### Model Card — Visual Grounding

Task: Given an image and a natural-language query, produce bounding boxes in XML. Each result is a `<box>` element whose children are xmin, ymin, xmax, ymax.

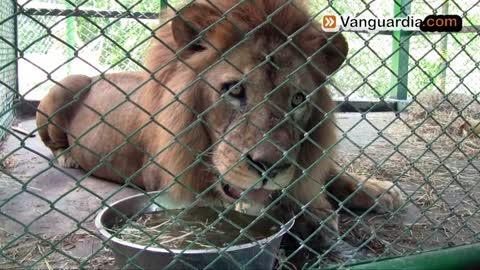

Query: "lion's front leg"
<box><xmin>327</xmin><ymin>171</ymin><xmax>404</xmax><ymax>213</ymax></box>
<box><xmin>289</xmin><ymin>177</ymin><xmax>340</xmax><ymax>248</ymax></box>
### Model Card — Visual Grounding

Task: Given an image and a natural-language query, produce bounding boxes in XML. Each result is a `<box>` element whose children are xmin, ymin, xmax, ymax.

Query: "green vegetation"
<box><xmin>18</xmin><ymin>0</ymin><xmax>480</xmax><ymax>99</ymax></box>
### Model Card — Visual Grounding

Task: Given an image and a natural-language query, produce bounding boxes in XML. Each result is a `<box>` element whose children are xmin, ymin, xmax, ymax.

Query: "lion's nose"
<box><xmin>246</xmin><ymin>154</ymin><xmax>291</xmax><ymax>179</ymax></box>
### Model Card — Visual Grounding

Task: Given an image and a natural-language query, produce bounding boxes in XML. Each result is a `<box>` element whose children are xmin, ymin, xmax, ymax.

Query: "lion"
<box><xmin>36</xmin><ymin>0</ymin><xmax>403</xmax><ymax>254</ymax></box>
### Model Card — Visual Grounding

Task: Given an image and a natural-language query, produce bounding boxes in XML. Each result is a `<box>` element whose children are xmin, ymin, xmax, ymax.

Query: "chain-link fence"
<box><xmin>0</xmin><ymin>0</ymin><xmax>16</xmax><ymax>140</ymax></box>
<box><xmin>1</xmin><ymin>0</ymin><xmax>480</xmax><ymax>269</ymax></box>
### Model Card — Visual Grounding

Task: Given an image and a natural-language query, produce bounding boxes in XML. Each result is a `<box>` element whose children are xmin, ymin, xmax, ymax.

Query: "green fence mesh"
<box><xmin>1</xmin><ymin>0</ymin><xmax>480</xmax><ymax>269</ymax></box>
<box><xmin>0</xmin><ymin>0</ymin><xmax>16</xmax><ymax>140</ymax></box>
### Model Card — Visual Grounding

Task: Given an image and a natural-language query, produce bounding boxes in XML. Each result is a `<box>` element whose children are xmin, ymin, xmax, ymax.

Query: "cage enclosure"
<box><xmin>1</xmin><ymin>0</ymin><xmax>480</xmax><ymax>269</ymax></box>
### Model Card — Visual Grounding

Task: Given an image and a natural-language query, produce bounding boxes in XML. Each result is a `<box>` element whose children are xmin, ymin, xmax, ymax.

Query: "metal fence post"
<box><xmin>160</xmin><ymin>0</ymin><xmax>168</xmax><ymax>10</ymax></box>
<box><xmin>390</xmin><ymin>0</ymin><xmax>411</xmax><ymax>102</ymax></box>
<box><xmin>438</xmin><ymin>1</ymin><xmax>449</xmax><ymax>94</ymax></box>
<box><xmin>13</xmin><ymin>0</ymin><xmax>18</xmax><ymax>99</ymax></box>
<box><xmin>65</xmin><ymin>2</ymin><xmax>75</xmax><ymax>74</ymax></box>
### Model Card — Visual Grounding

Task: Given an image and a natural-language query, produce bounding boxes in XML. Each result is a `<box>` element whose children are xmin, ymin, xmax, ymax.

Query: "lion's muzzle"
<box><xmin>246</xmin><ymin>154</ymin><xmax>292</xmax><ymax>179</ymax></box>
<box><xmin>221</xmin><ymin>182</ymin><xmax>273</xmax><ymax>203</ymax></box>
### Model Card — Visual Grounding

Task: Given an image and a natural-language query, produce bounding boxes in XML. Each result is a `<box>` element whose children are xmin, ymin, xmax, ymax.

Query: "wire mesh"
<box><xmin>0</xmin><ymin>0</ymin><xmax>16</xmax><ymax>140</ymax></box>
<box><xmin>1</xmin><ymin>0</ymin><xmax>480</xmax><ymax>269</ymax></box>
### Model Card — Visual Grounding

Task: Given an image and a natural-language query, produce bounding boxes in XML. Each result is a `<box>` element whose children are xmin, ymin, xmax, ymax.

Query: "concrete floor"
<box><xmin>0</xmin><ymin>112</ymin><xmax>424</xmax><ymax>268</ymax></box>
<box><xmin>1</xmin><ymin>117</ymin><xmax>139</xmax><ymax>266</ymax></box>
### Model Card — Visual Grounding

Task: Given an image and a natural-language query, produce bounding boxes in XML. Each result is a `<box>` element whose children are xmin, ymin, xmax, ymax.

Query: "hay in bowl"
<box><xmin>107</xmin><ymin>207</ymin><xmax>280</xmax><ymax>250</ymax></box>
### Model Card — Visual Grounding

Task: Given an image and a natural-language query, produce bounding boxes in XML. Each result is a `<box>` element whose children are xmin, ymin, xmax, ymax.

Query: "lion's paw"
<box><xmin>368</xmin><ymin>180</ymin><xmax>404</xmax><ymax>213</ymax></box>
<box><xmin>55</xmin><ymin>150</ymin><xmax>80</xmax><ymax>169</ymax></box>
<box><xmin>290</xmin><ymin>207</ymin><xmax>339</xmax><ymax>249</ymax></box>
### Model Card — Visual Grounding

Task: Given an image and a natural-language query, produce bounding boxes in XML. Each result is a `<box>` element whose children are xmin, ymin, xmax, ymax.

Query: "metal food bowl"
<box><xmin>95</xmin><ymin>192</ymin><xmax>294</xmax><ymax>270</ymax></box>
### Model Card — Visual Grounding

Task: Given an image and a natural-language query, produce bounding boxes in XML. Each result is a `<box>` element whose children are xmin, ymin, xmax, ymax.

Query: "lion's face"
<box><xmin>149</xmin><ymin>0</ymin><xmax>348</xmax><ymax>204</ymax></box>
<box><xmin>200</xmin><ymin>40</ymin><xmax>318</xmax><ymax>203</ymax></box>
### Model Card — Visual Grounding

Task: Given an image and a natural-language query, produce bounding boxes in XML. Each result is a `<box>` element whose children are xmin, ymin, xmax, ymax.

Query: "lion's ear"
<box><xmin>296</xmin><ymin>25</ymin><xmax>348</xmax><ymax>77</ymax></box>
<box><xmin>171</xmin><ymin>3</ymin><xmax>222</xmax><ymax>52</ymax></box>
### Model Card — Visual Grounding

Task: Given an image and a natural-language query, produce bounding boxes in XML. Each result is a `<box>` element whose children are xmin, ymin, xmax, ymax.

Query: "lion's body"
<box><xmin>36</xmin><ymin>0</ymin><xmax>403</xmax><ymax>255</ymax></box>
<box><xmin>37</xmin><ymin>71</ymin><xmax>207</xmax><ymax>193</ymax></box>
<box><xmin>38</xmin><ymin>73</ymin><xmax>148</xmax><ymax>185</ymax></box>
<box><xmin>68</xmin><ymin>74</ymin><xmax>146</xmax><ymax>184</ymax></box>
<box><xmin>38</xmin><ymin>66</ymin><xmax>215</xmax><ymax>201</ymax></box>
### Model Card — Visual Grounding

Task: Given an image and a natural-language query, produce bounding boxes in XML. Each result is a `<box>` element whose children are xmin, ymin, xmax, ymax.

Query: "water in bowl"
<box><xmin>109</xmin><ymin>207</ymin><xmax>280</xmax><ymax>250</ymax></box>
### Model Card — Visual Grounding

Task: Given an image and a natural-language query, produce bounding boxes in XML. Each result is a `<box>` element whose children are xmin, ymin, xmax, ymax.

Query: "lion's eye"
<box><xmin>221</xmin><ymin>81</ymin><xmax>245</xmax><ymax>99</ymax></box>
<box><xmin>291</xmin><ymin>92</ymin><xmax>306</xmax><ymax>107</ymax></box>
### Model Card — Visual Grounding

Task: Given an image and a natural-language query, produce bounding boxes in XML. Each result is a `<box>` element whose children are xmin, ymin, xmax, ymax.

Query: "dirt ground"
<box><xmin>1</xmin><ymin>111</ymin><xmax>479</xmax><ymax>269</ymax></box>
<box><xmin>330</xmin><ymin>111</ymin><xmax>480</xmax><ymax>267</ymax></box>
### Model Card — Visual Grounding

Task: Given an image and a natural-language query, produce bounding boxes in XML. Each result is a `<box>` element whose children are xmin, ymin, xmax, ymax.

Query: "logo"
<box><xmin>420</xmin><ymin>15</ymin><xmax>462</xmax><ymax>32</ymax></box>
<box><xmin>322</xmin><ymin>15</ymin><xmax>337</xmax><ymax>30</ymax></box>
<box><xmin>321</xmin><ymin>14</ymin><xmax>462</xmax><ymax>33</ymax></box>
